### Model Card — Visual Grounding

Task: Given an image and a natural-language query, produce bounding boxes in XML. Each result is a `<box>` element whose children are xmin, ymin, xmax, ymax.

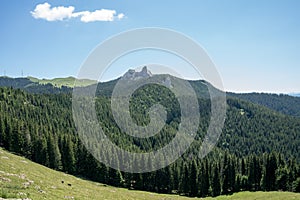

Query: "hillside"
<box><xmin>28</xmin><ymin>76</ymin><xmax>96</xmax><ymax>88</ymax></box>
<box><xmin>229</xmin><ymin>92</ymin><xmax>300</xmax><ymax>118</ymax></box>
<box><xmin>0</xmin><ymin>85</ymin><xmax>299</xmax><ymax>197</ymax></box>
<box><xmin>0</xmin><ymin>76</ymin><xmax>71</xmax><ymax>94</ymax></box>
<box><xmin>0</xmin><ymin>148</ymin><xmax>194</xmax><ymax>200</ymax></box>
<box><xmin>1</xmin><ymin>148</ymin><xmax>299</xmax><ymax>200</ymax></box>
<box><xmin>0</xmin><ymin>76</ymin><xmax>95</xmax><ymax>94</ymax></box>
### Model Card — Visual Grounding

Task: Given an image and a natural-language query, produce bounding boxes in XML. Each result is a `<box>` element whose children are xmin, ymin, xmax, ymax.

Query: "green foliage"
<box><xmin>0</xmin><ymin>79</ymin><xmax>300</xmax><ymax>199</ymax></box>
<box><xmin>212</xmin><ymin>165</ymin><xmax>221</xmax><ymax>197</ymax></box>
<box><xmin>292</xmin><ymin>178</ymin><xmax>300</xmax><ymax>192</ymax></box>
<box><xmin>222</xmin><ymin>98</ymin><xmax>300</xmax><ymax>160</ymax></box>
<box><xmin>229</xmin><ymin>92</ymin><xmax>300</xmax><ymax>118</ymax></box>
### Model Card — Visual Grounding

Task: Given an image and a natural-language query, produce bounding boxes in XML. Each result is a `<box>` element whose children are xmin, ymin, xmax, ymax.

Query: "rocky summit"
<box><xmin>122</xmin><ymin>66</ymin><xmax>152</xmax><ymax>80</ymax></box>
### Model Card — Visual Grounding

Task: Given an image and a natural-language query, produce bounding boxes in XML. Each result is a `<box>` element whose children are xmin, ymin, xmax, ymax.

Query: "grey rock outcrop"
<box><xmin>122</xmin><ymin>66</ymin><xmax>152</xmax><ymax>80</ymax></box>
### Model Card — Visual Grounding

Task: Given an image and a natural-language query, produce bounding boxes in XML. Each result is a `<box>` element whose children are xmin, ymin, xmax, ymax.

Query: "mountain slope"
<box><xmin>28</xmin><ymin>76</ymin><xmax>96</xmax><ymax>88</ymax></box>
<box><xmin>228</xmin><ymin>92</ymin><xmax>300</xmax><ymax>118</ymax></box>
<box><xmin>0</xmin><ymin>148</ymin><xmax>193</xmax><ymax>200</ymax></box>
<box><xmin>1</xmin><ymin>148</ymin><xmax>299</xmax><ymax>200</ymax></box>
<box><xmin>0</xmin><ymin>76</ymin><xmax>96</xmax><ymax>94</ymax></box>
<box><xmin>0</xmin><ymin>76</ymin><xmax>71</xmax><ymax>94</ymax></box>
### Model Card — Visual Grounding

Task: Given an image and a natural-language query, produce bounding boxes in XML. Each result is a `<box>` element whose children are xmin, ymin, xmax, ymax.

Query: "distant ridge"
<box><xmin>289</xmin><ymin>93</ymin><xmax>300</xmax><ymax>97</ymax></box>
<box><xmin>28</xmin><ymin>76</ymin><xmax>96</xmax><ymax>88</ymax></box>
<box><xmin>1</xmin><ymin>67</ymin><xmax>300</xmax><ymax>118</ymax></box>
<box><xmin>228</xmin><ymin>92</ymin><xmax>300</xmax><ymax>118</ymax></box>
<box><xmin>0</xmin><ymin>76</ymin><xmax>72</xmax><ymax>94</ymax></box>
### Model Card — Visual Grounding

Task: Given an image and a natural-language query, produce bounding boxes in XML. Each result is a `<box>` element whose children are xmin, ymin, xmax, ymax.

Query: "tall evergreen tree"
<box><xmin>212</xmin><ymin>165</ymin><xmax>221</xmax><ymax>197</ymax></box>
<box><xmin>189</xmin><ymin>161</ymin><xmax>198</xmax><ymax>197</ymax></box>
<box><xmin>263</xmin><ymin>153</ymin><xmax>278</xmax><ymax>191</ymax></box>
<box><xmin>61</xmin><ymin>135</ymin><xmax>75</xmax><ymax>174</ymax></box>
<box><xmin>179</xmin><ymin>164</ymin><xmax>190</xmax><ymax>195</ymax></box>
<box><xmin>47</xmin><ymin>134</ymin><xmax>61</xmax><ymax>170</ymax></box>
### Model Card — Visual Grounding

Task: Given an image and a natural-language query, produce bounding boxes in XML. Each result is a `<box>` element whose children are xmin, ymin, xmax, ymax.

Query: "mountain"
<box><xmin>1</xmin><ymin>70</ymin><xmax>300</xmax><ymax>119</ymax></box>
<box><xmin>122</xmin><ymin>66</ymin><xmax>152</xmax><ymax>80</ymax></box>
<box><xmin>0</xmin><ymin>67</ymin><xmax>300</xmax><ymax>198</ymax></box>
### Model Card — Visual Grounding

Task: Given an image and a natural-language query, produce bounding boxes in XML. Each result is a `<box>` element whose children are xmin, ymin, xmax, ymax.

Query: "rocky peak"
<box><xmin>122</xmin><ymin>66</ymin><xmax>152</xmax><ymax>80</ymax></box>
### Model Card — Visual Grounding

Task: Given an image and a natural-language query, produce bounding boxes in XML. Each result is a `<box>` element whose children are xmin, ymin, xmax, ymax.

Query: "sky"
<box><xmin>0</xmin><ymin>0</ymin><xmax>299</xmax><ymax>93</ymax></box>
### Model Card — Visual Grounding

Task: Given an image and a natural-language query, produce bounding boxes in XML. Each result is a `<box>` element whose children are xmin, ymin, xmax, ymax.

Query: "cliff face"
<box><xmin>122</xmin><ymin>66</ymin><xmax>152</xmax><ymax>80</ymax></box>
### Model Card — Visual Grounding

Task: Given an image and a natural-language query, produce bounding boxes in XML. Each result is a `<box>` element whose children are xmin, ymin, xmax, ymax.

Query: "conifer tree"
<box><xmin>212</xmin><ymin>165</ymin><xmax>221</xmax><ymax>197</ymax></box>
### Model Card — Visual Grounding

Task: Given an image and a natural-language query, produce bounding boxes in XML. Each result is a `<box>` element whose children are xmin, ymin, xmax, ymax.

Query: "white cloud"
<box><xmin>117</xmin><ymin>13</ymin><xmax>125</xmax><ymax>20</ymax></box>
<box><xmin>31</xmin><ymin>3</ymin><xmax>125</xmax><ymax>22</ymax></box>
<box><xmin>76</xmin><ymin>9</ymin><xmax>116</xmax><ymax>22</ymax></box>
<box><xmin>31</xmin><ymin>3</ymin><xmax>75</xmax><ymax>21</ymax></box>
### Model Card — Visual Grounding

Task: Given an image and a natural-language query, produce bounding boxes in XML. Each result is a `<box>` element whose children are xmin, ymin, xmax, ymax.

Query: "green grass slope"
<box><xmin>1</xmin><ymin>148</ymin><xmax>299</xmax><ymax>200</ymax></box>
<box><xmin>28</xmin><ymin>76</ymin><xmax>96</xmax><ymax>88</ymax></box>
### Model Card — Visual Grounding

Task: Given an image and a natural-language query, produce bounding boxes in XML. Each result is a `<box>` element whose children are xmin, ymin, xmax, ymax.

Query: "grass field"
<box><xmin>0</xmin><ymin>148</ymin><xmax>299</xmax><ymax>200</ymax></box>
<box><xmin>28</xmin><ymin>76</ymin><xmax>96</xmax><ymax>88</ymax></box>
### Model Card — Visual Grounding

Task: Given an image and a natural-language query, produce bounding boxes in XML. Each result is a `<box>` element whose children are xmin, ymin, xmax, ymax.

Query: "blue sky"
<box><xmin>0</xmin><ymin>0</ymin><xmax>299</xmax><ymax>93</ymax></box>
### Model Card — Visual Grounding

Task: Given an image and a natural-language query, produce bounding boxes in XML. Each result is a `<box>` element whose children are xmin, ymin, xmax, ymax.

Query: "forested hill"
<box><xmin>0</xmin><ymin>84</ymin><xmax>300</xmax><ymax>197</ymax></box>
<box><xmin>228</xmin><ymin>92</ymin><xmax>300</xmax><ymax>118</ymax></box>
<box><xmin>0</xmin><ymin>76</ymin><xmax>71</xmax><ymax>94</ymax></box>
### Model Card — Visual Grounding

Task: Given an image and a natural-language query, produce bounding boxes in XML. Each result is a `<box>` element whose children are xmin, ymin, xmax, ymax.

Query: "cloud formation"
<box><xmin>31</xmin><ymin>3</ymin><xmax>125</xmax><ymax>22</ymax></box>
<box><xmin>73</xmin><ymin>9</ymin><xmax>117</xmax><ymax>22</ymax></box>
